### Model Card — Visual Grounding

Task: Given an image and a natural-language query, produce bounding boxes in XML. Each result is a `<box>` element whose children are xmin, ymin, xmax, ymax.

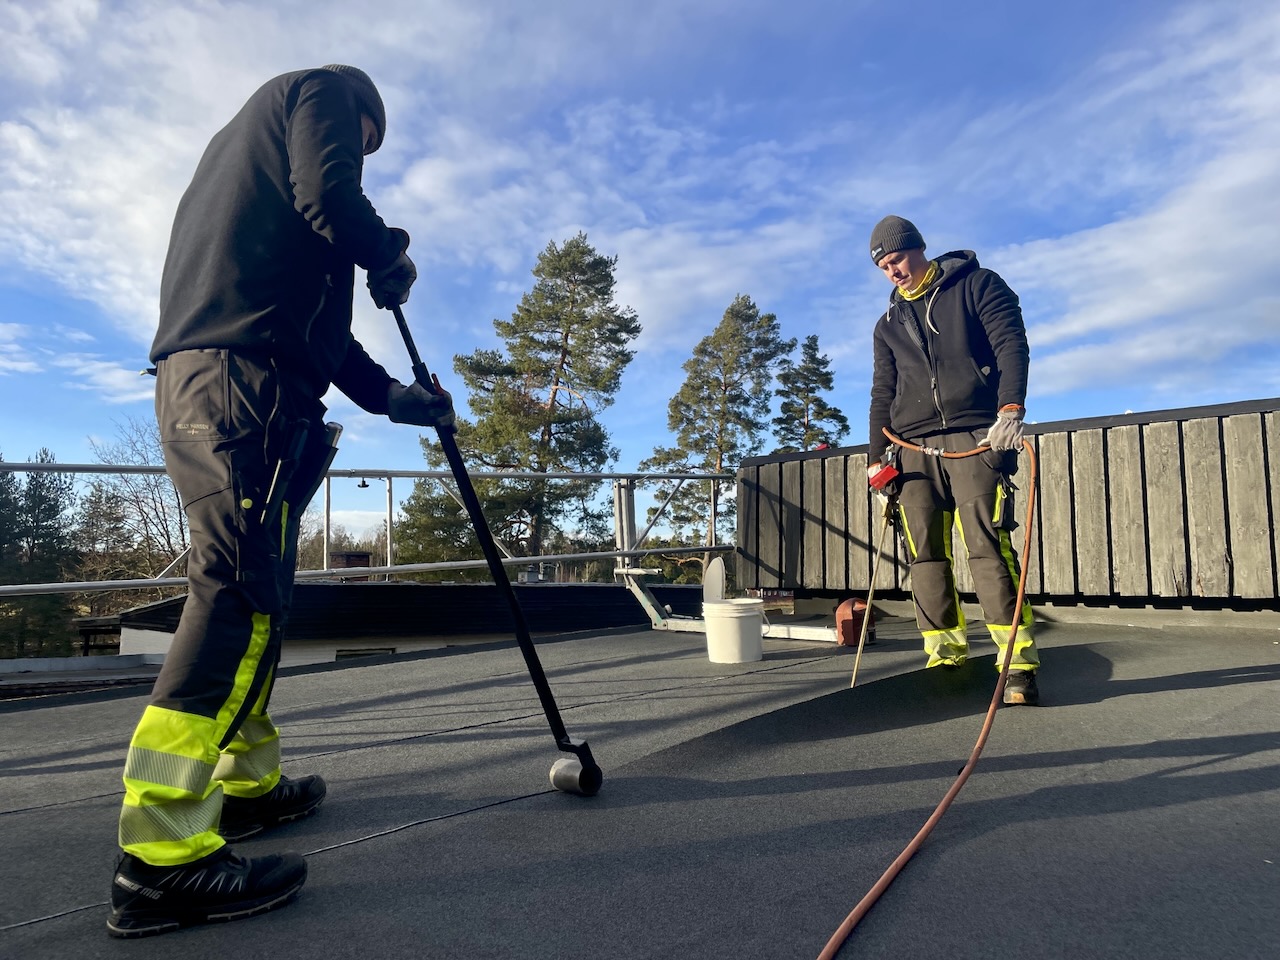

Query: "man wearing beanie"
<box><xmin>108</xmin><ymin>66</ymin><xmax>455</xmax><ymax>938</ymax></box>
<box><xmin>866</xmin><ymin>216</ymin><xmax>1039</xmax><ymax>705</ymax></box>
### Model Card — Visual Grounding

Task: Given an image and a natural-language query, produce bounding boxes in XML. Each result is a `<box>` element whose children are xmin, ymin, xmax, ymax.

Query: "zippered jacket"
<box><xmin>150</xmin><ymin>68</ymin><xmax>406</xmax><ymax>413</ymax></box>
<box><xmin>868</xmin><ymin>250</ymin><xmax>1029</xmax><ymax>460</ymax></box>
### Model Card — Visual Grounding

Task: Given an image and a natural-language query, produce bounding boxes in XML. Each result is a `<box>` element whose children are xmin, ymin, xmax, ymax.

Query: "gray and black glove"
<box><xmin>386</xmin><ymin>379</ymin><xmax>456</xmax><ymax>431</ymax></box>
<box><xmin>368</xmin><ymin>228</ymin><xmax>417</xmax><ymax>309</ymax></box>
<box><xmin>983</xmin><ymin>404</ymin><xmax>1025</xmax><ymax>452</ymax></box>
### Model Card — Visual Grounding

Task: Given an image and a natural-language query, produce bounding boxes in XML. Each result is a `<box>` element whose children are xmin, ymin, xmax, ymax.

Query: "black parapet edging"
<box><xmin>741</xmin><ymin>396</ymin><xmax>1280</xmax><ymax>467</ymax></box>
<box><xmin>111</xmin><ymin>581</ymin><xmax>704</xmax><ymax>638</ymax></box>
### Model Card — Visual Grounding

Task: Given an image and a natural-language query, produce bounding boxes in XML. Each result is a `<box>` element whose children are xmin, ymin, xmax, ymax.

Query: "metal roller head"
<box><xmin>549</xmin><ymin>757</ymin><xmax>603</xmax><ymax>797</ymax></box>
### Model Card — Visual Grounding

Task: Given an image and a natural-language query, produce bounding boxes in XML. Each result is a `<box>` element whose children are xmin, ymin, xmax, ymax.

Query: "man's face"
<box><xmin>360</xmin><ymin>114</ymin><xmax>378</xmax><ymax>155</ymax></box>
<box><xmin>877</xmin><ymin>248</ymin><xmax>930</xmax><ymax>290</ymax></box>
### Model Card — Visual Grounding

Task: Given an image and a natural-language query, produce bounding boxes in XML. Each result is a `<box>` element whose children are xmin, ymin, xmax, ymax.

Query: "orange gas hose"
<box><xmin>817</xmin><ymin>429</ymin><xmax>1038</xmax><ymax>960</ymax></box>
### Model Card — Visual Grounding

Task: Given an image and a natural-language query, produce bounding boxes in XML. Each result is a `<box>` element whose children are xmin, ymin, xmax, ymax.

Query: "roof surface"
<box><xmin>2</xmin><ymin>618</ymin><xmax>1277</xmax><ymax>959</ymax></box>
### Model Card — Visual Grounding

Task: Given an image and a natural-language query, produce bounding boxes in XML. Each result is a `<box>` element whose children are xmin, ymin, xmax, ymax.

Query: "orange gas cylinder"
<box><xmin>835</xmin><ymin>597</ymin><xmax>874</xmax><ymax>646</ymax></box>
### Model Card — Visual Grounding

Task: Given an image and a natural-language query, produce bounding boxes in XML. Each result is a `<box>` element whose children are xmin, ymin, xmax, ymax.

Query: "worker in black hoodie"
<box><xmin>109</xmin><ymin>66</ymin><xmax>453</xmax><ymax>938</ymax></box>
<box><xmin>866</xmin><ymin>216</ymin><xmax>1039</xmax><ymax>706</ymax></box>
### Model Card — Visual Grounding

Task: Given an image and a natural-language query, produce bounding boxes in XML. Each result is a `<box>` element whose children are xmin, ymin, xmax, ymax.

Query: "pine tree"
<box><xmin>0</xmin><ymin>450</ymin><xmax>79</xmax><ymax>657</ymax></box>
<box><xmin>772</xmin><ymin>334</ymin><xmax>849</xmax><ymax>452</ymax></box>
<box><xmin>403</xmin><ymin>233</ymin><xmax>641</xmax><ymax>562</ymax></box>
<box><xmin>641</xmin><ymin>294</ymin><xmax>794</xmax><ymax>572</ymax></box>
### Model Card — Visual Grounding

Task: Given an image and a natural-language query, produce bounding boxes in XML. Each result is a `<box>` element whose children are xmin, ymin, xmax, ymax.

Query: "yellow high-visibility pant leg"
<box><xmin>896</xmin><ymin>494</ymin><xmax>968</xmax><ymax>668</ymax></box>
<box><xmin>922</xmin><ymin>627</ymin><xmax>970</xmax><ymax>668</ymax></box>
<box><xmin>214</xmin><ymin>674</ymin><xmax>282</xmax><ymax>800</ymax></box>
<box><xmin>119</xmin><ymin>607</ymin><xmax>276</xmax><ymax>866</ymax></box>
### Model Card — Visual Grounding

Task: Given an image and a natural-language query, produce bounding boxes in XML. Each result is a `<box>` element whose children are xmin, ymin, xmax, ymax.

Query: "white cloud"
<box><xmin>50</xmin><ymin>354</ymin><xmax>156</xmax><ymax>403</ymax></box>
<box><xmin>0</xmin><ymin>322</ymin><xmax>42</xmax><ymax>374</ymax></box>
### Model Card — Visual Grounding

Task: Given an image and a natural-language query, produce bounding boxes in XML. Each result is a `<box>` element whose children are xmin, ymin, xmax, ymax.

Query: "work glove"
<box><xmin>983</xmin><ymin>404</ymin><xmax>1025</xmax><ymax>452</ymax></box>
<box><xmin>386</xmin><ymin>378</ymin><xmax>456</xmax><ymax>431</ymax></box>
<box><xmin>367</xmin><ymin>228</ymin><xmax>417</xmax><ymax>309</ymax></box>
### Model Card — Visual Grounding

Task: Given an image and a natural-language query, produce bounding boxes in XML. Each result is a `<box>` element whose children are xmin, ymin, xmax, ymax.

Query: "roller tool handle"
<box><xmin>388</xmin><ymin>304</ymin><xmax>596</xmax><ymax>772</ymax></box>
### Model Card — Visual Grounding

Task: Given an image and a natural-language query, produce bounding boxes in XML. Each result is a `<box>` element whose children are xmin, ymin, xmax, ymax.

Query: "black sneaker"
<box><xmin>1002</xmin><ymin>669</ymin><xmax>1040</xmax><ymax>706</ymax></box>
<box><xmin>107</xmin><ymin>847</ymin><xmax>306</xmax><ymax>938</ymax></box>
<box><xmin>219</xmin><ymin>774</ymin><xmax>327</xmax><ymax>841</ymax></box>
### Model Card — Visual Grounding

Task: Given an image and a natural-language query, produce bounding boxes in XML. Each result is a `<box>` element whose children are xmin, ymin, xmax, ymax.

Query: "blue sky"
<box><xmin>2</xmin><ymin>0</ymin><xmax>1278</xmax><ymax>537</ymax></box>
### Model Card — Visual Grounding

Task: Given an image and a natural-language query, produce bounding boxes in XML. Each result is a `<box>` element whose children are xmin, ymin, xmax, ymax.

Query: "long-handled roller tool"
<box><xmin>390</xmin><ymin>304</ymin><xmax>602</xmax><ymax>797</ymax></box>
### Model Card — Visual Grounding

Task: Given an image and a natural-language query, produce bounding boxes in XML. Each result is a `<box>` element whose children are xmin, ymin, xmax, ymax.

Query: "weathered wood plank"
<box><xmin>1037</xmin><ymin>432</ymin><xmax>1075</xmax><ymax>594</ymax></box>
<box><xmin>823</xmin><ymin>456</ymin><xmax>848</xmax><ymax>593</ymax></box>
<box><xmin>1071</xmin><ymin>429</ymin><xmax>1109</xmax><ymax>596</ymax></box>
<box><xmin>781</xmin><ymin>460</ymin><xmax>803</xmax><ymax>588</ymax></box>
<box><xmin>1106</xmin><ymin>425</ymin><xmax>1148</xmax><ymax>596</ymax></box>
<box><xmin>1222</xmin><ymin>414</ymin><xmax>1273</xmax><ymax>598</ymax></box>
<box><xmin>1143</xmin><ymin>421</ymin><xmax>1188</xmax><ymax>597</ymax></box>
<box><xmin>802</xmin><ymin>458</ymin><xmax>825</xmax><ymax>589</ymax></box>
<box><xmin>847</xmin><ymin>452</ymin><xmax>872</xmax><ymax>591</ymax></box>
<box><xmin>735</xmin><ymin>468</ymin><xmax>758</xmax><ymax>589</ymax></box>
<box><xmin>1183</xmin><ymin>418</ymin><xmax>1229</xmax><ymax>596</ymax></box>
<box><xmin>1269</xmin><ymin>413</ymin><xmax>1280</xmax><ymax>600</ymax></box>
<box><xmin>1019</xmin><ymin>438</ymin><xmax>1042</xmax><ymax>595</ymax></box>
<box><xmin>756</xmin><ymin>462</ymin><xmax>782</xmax><ymax>589</ymax></box>
<box><xmin>872</xmin><ymin>491</ymin><xmax>899</xmax><ymax>592</ymax></box>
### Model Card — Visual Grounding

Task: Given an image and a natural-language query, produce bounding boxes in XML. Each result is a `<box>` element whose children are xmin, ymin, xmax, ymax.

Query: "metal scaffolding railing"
<box><xmin>0</xmin><ymin>461</ymin><xmax>733</xmax><ymax>600</ymax></box>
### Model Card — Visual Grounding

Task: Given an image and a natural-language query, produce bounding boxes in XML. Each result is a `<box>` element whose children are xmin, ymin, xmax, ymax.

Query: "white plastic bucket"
<box><xmin>703</xmin><ymin>598</ymin><xmax>765</xmax><ymax>663</ymax></box>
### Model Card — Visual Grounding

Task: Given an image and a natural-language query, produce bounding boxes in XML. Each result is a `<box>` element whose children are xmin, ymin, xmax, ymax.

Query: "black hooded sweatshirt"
<box><xmin>868</xmin><ymin>250</ymin><xmax>1029</xmax><ymax>461</ymax></box>
<box><xmin>150</xmin><ymin>68</ymin><xmax>406</xmax><ymax>413</ymax></box>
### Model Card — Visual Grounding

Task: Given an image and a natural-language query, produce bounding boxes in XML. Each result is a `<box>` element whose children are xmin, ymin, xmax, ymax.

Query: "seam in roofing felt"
<box><xmin>303</xmin><ymin>789</ymin><xmax>555</xmax><ymax>858</ymax></box>
<box><xmin>0</xmin><ymin>900</ymin><xmax>105</xmax><ymax>932</ymax></box>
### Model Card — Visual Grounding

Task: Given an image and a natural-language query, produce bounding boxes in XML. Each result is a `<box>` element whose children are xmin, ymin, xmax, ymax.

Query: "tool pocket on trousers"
<box><xmin>229</xmin><ymin>442</ymin><xmax>284</xmax><ymax>616</ymax></box>
<box><xmin>157</xmin><ymin>350</ymin><xmax>229</xmax><ymax>443</ymax></box>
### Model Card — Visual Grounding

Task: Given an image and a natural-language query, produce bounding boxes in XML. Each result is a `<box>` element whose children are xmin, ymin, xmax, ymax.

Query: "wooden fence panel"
<box><xmin>1269</xmin><ymin>412</ymin><xmax>1280</xmax><ymax>599</ymax></box>
<box><xmin>824</xmin><ymin>457</ymin><xmax>848</xmax><ymax>593</ymax></box>
<box><xmin>735</xmin><ymin>468</ymin><xmax>758</xmax><ymax>589</ymax></box>
<box><xmin>756</xmin><ymin>462</ymin><xmax>782</xmax><ymax>589</ymax></box>
<box><xmin>1021</xmin><ymin>436</ymin><xmax>1043</xmax><ymax>595</ymax></box>
<box><xmin>1107</xmin><ymin>425</ymin><xmax>1148</xmax><ymax>596</ymax></box>
<box><xmin>781</xmin><ymin>460</ymin><xmax>803</xmax><ymax>588</ymax></box>
<box><xmin>1222</xmin><ymin>414</ymin><xmax>1273</xmax><ymax>598</ymax></box>
<box><xmin>1183</xmin><ymin>418</ymin><xmax>1230</xmax><ymax>596</ymax></box>
<box><xmin>1143</xmin><ymin>420</ymin><xmax>1188</xmax><ymax>596</ymax></box>
<box><xmin>1072</xmin><ymin>429</ymin><xmax>1109</xmax><ymax>596</ymax></box>
<box><xmin>802</xmin><ymin>458</ymin><xmax>825</xmax><ymax>589</ymax></box>
<box><xmin>1037</xmin><ymin>432</ymin><xmax>1075</xmax><ymax>594</ymax></box>
<box><xmin>847</xmin><ymin>452</ymin><xmax>872</xmax><ymax>591</ymax></box>
<box><xmin>737</xmin><ymin>401</ymin><xmax>1280</xmax><ymax>604</ymax></box>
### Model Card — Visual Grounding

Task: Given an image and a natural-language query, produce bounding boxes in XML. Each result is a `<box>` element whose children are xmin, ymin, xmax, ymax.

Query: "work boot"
<box><xmin>1002</xmin><ymin>669</ymin><xmax>1040</xmax><ymax>706</ymax></box>
<box><xmin>219</xmin><ymin>773</ymin><xmax>327</xmax><ymax>842</ymax></box>
<box><xmin>107</xmin><ymin>846</ymin><xmax>306</xmax><ymax>938</ymax></box>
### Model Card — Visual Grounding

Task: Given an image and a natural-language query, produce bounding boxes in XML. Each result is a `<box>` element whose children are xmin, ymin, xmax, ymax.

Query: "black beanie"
<box><xmin>869</xmin><ymin>216</ymin><xmax>925</xmax><ymax>264</ymax></box>
<box><xmin>321</xmin><ymin>64</ymin><xmax>386</xmax><ymax>152</ymax></box>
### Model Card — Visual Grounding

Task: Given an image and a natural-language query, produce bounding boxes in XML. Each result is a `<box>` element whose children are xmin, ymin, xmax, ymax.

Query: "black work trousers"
<box><xmin>119</xmin><ymin>349</ymin><xmax>333</xmax><ymax>865</ymax></box>
<box><xmin>895</xmin><ymin>428</ymin><xmax>1037</xmax><ymax>671</ymax></box>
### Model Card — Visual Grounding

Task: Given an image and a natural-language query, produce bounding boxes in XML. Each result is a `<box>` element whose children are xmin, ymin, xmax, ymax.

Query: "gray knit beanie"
<box><xmin>321</xmin><ymin>64</ymin><xmax>386</xmax><ymax>152</ymax></box>
<box><xmin>869</xmin><ymin>215</ymin><xmax>925</xmax><ymax>264</ymax></box>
